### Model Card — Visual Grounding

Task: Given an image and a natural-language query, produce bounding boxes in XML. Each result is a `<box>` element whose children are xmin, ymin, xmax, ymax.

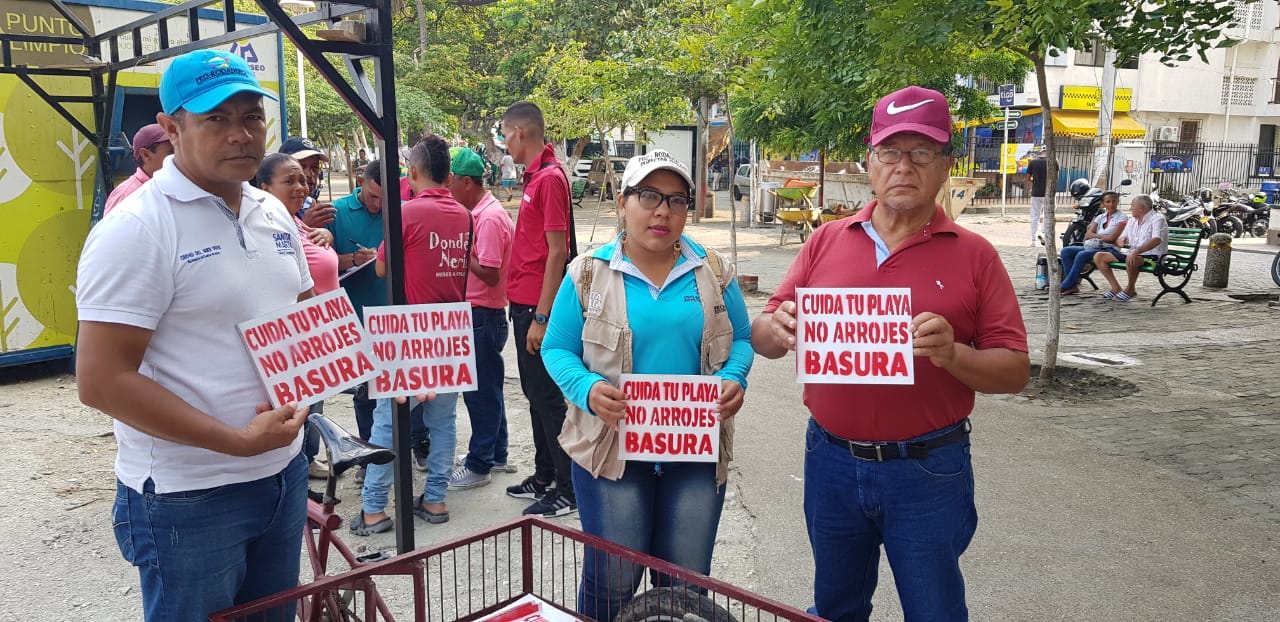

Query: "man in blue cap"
<box><xmin>75</xmin><ymin>49</ymin><xmax>312</xmax><ymax>621</ymax></box>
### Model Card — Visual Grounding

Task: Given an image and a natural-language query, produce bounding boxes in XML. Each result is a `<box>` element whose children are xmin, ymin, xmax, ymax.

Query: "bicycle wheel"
<box><xmin>1272</xmin><ymin>251</ymin><xmax>1280</xmax><ymax>287</ymax></box>
<box><xmin>614</xmin><ymin>587</ymin><xmax>738</xmax><ymax>622</ymax></box>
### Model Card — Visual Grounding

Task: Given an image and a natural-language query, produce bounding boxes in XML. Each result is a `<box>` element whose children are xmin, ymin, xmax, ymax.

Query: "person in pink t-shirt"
<box><xmin>445</xmin><ymin>147</ymin><xmax>516</xmax><ymax>490</ymax></box>
<box><xmin>257</xmin><ymin>154</ymin><xmax>338</xmax><ymax>293</ymax></box>
<box><xmin>103</xmin><ymin>124</ymin><xmax>172</xmax><ymax>215</ymax></box>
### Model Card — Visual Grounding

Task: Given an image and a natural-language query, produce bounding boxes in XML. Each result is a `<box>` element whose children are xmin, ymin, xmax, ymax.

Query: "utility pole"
<box><xmin>1093</xmin><ymin>46</ymin><xmax>1117</xmax><ymax>189</ymax></box>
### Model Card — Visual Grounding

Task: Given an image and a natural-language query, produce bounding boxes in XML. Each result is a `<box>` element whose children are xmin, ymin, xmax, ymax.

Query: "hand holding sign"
<box><xmin>767</xmin><ymin>300</ymin><xmax>799</xmax><ymax>351</ymax></box>
<box><xmin>715</xmin><ymin>379</ymin><xmax>744</xmax><ymax>420</ymax></box>
<box><xmin>233</xmin><ymin>401</ymin><xmax>309</xmax><ymax>457</ymax></box>
<box><xmin>910</xmin><ymin>312</ymin><xmax>956</xmax><ymax>368</ymax></box>
<box><xmin>587</xmin><ymin>381</ymin><xmax>629</xmax><ymax>431</ymax></box>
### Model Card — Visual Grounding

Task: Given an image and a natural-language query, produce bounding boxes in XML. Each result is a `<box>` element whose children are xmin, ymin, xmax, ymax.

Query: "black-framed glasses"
<box><xmin>627</xmin><ymin>187</ymin><xmax>695</xmax><ymax>211</ymax></box>
<box><xmin>871</xmin><ymin>148</ymin><xmax>945</xmax><ymax>165</ymax></box>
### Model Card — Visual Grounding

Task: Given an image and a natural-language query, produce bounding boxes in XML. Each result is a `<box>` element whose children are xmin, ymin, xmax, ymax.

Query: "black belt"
<box><xmin>821</xmin><ymin>419</ymin><xmax>971</xmax><ymax>462</ymax></box>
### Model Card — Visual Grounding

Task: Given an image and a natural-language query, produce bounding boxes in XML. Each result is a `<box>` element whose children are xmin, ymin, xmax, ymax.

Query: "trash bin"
<box><xmin>1262</xmin><ymin>180</ymin><xmax>1280</xmax><ymax>204</ymax></box>
<box><xmin>758</xmin><ymin>182</ymin><xmax>780</xmax><ymax>222</ymax></box>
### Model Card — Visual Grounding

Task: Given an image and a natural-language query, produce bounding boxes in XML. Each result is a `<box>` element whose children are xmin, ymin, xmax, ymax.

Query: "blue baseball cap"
<box><xmin>160</xmin><ymin>50</ymin><xmax>278</xmax><ymax>115</ymax></box>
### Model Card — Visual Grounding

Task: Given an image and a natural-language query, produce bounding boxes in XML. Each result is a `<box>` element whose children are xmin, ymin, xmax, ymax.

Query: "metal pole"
<box><xmin>1000</xmin><ymin>107</ymin><xmax>1009</xmax><ymax>217</ymax></box>
<box><xmin>296</xmin><ymin>48</ymin><xmax>307</xmax><ymax>137</ymax></box>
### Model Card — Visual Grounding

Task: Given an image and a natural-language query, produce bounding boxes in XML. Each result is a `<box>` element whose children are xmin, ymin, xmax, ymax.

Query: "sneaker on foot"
<box><xmin>308</xmin><ymin>460</ymin><xmax>330</xmax><ymax>480</ymax></box>
<box><xmin>447</xmin><ymin>465</ymin><xmax>492</xmax><ymax>490</ymax></box>
<box><xmin>413</xmin><ymin>447</ymin><xmax>429</xmax><ymax>472</ymax></box>
<box><xmin>354</xmin><ymin>466</ymin><xmax>366</xmax><ymax>485</ymax></box>
<box><xmin>506</xmin><ymin>476</ymin><xmax>550</xmax><ymax>500</ymax></box>
<box><xmin>456</xmin><ymin>453</ymin><xmax>518</xmax><ymax>474</ymax></box>
<box><xmin>522</xmin><ymin>488</ymin><xmax>577</xmax><ymax>518</ymax></box>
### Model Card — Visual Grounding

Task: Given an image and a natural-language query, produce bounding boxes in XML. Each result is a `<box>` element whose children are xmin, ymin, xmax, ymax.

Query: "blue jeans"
<box><xmin>354</xmin><ymin>384</ymin><xmax>430</xmax><ymax>451</ymax></box>
<box><xmin>112</xmin><ymin>452</ymin><xmax>307</xmax><ymax>621</ymax></box>
<box><xmin>572</xmin><ymin>461</ymin><xmax>725</xmax><ymax>622</ymax></box>
<box><xmin>462</xmin><ymin>305</ymin><xmax>510</xmax><ymax>474</ymax></box>
<box><xmin>804</xmin><ymin>418</ymin><xmax>976</xmax><ymax>622</ymax></box>
<box><xmin>1060</xmin><ymin>245</ymin><xmax>1107</xmax><ymax>290</ymax></box>
<box><xmin>362</xmin><ymin>393</ymin><xmax>459</xmax><ymax>510</ymax></box>
<box><xmin>511</xmin><ymin>303</ymin><xmax>573</xmax><ymax>494</ymax></box>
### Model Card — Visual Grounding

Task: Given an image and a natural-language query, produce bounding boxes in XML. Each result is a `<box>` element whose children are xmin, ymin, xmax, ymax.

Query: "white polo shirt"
<box><xmin>77</xmin><ymin>157</ymin><xmax>314</xmax><ymax>494</ymax></box>
<box><xmin>1124</xmin><ymin>210</ymin><xmax>1169</xmax><ymax>257</ymax></box>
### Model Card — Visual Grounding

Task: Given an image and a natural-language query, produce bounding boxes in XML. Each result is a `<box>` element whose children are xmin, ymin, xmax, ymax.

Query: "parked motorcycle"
<box><xmin>1061</xmin><ymin>177</ymin><xmax>1132</xmax><ymax>247</ymax></box>
<box><xmin>1225</xmin><ymin>192</ymin><xmax>1272</xmax><ymax>238</ymax></box>
<box><xmin>1210</xmin><ymin>199</ymin><xmax>1246</xmax><ymax>238</ymax></box>
<box><xmin>1153</xmin><ymin>188</ymin><xmax>1214</xmax><ymax>238</ymax></box>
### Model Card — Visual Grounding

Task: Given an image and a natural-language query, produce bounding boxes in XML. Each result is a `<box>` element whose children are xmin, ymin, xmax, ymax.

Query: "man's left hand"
<box><xmin>715</xmin><ymin>380</ymin><xmax>744</xmax><ymax>420</ymax></box>
<box><xmin>911</xmin><ymin>312</ymin><xmax>956</xmax><ymax>368</ymax></box>
<box><xmin>526</xmin><ymin>321</ymin><xmax>547</xmax><ymax>354</ymax></box>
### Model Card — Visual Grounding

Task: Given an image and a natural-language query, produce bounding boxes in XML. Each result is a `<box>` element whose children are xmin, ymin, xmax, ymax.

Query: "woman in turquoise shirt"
<box><xmin>541</xmin><ymin>150</ymin><xmax>754</xmax><ymax>622</ymax></box>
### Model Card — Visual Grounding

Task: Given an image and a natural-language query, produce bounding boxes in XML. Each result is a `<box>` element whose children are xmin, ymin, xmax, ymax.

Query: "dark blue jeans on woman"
<box><xmin>1060</xmin><ymin>245</ymin><xmax>1107</xmax><ymax>290</ymax></box>
<box><xmin>572</xmin><ymin>461</ymin><xmax>726</xmax><ymax>622</ymax></box>
<box><xmin>804</xmin><ymin>418</ymin><xmax>976</xmax><ymax>622</ymax></box>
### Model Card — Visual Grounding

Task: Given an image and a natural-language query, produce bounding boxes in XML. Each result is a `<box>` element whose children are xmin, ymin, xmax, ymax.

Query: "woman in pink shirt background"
<box><xmin>258</xmin><ymin>153</ymin><xmax>339</xmax><ymax>294</ymax></box>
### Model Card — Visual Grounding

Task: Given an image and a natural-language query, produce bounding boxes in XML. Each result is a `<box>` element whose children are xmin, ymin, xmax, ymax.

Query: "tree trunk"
<box><xmin>414</xmin><ymin>0</ymin><xmax>428</xmax><ymax>63</ymax></box>
<box><xmin>1034</xmin><ymin>56</ymin><xmax>1061</xmax><ymax>380</ymax></box>
<box><xmin>693</xmin><ymin>96</ymin><xmax>710</xmax><ymax>224</ymax></box>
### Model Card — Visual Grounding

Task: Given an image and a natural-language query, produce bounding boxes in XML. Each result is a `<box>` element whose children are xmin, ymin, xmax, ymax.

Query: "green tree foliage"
<box><xmin>726</xmin><ymin>0</ymin><xmax>1029</xmax><ymax>157</ymax></box>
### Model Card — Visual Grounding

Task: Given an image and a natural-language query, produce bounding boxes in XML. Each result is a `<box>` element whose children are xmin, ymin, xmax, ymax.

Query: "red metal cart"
<box><xmin>210</xmin><ymin>516</ymin><xmax>822</xmax><ymax>622</ymax></box>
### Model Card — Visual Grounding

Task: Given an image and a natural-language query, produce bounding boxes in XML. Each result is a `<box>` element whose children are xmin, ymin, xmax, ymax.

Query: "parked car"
<box><xmin>587</xmin><ymin>158</ymin><xmax>627</xmax><ymax>198</ymax></box>
<box><xmin>572</xmin><ymin>158</ymin><xmax>592</xmax><ymax>179</ymax></box>
<box><xmin>732</xmin><ymin>164</ymin><xmax>753</xmax><ymax>201</ymax></box>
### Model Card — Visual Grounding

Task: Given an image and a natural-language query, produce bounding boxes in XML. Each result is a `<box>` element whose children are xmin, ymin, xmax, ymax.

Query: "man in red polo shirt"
<box><xmin>356</xmin><ymin>135</ymin><xmax>473</xmax><ymax>532</ymax></box>
<box><xmin>499</xmin><ymin>100</ymin><xmax>577</xmax><ymax>517</ymax></box>
<box><xmin>751</xmin><ymin>86</ymin><xmax>1029</xmax><ymax>622</ymax></box>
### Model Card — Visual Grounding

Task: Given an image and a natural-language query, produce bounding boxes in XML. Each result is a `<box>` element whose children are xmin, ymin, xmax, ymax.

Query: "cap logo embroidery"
<box><xmin>886</xmin><ymin>99</ymin><xmax>934</xmax><ymax>115</ymax></box>
<box><xmin>206</xmin><ymin>55</ymin><xmax>230</xmax><ymax>69</ymax></box>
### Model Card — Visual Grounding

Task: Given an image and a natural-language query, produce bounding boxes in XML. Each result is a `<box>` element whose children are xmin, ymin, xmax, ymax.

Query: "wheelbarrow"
<box><xmin>771</xmin><ymin>180</ymin><xmax>819</xmax><ymax>245</ymax></box>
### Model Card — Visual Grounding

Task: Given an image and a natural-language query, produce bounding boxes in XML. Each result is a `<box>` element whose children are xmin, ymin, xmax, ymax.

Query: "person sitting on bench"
<box><xmin>1090</xmin><ymin>194</ymin><xmax>1167</xmax><ymax>302</ymax></box>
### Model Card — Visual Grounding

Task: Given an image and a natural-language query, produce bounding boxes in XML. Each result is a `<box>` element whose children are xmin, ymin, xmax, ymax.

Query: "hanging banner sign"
<box><xmin>794</xmin><ymin>287</ymin><xmax>915</xmax><ymax>385</ymax></box>
<box><xmin>618</xmin><ymin>374</ymin><xmax>720</xmax><ymax>463</ymax></box>
<box><xmin>238</xmin><ymin>288</ymin><xmax>377</xmax><ymax>409</ymax></box>
<box><xmin>364</xmin><ymin>302</ymin><xmax>478</xmax><ymax>398</ymax></box>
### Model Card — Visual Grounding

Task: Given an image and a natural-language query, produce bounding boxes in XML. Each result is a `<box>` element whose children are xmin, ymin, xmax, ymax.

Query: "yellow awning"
<box><xmin>1051</xmin><ymin>110</ymin><xmax>1146</xmax><ymax>139</ymax></box>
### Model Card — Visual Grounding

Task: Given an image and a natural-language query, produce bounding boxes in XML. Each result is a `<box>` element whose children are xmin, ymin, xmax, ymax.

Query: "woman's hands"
<box><xmin>587</xmin><ymin>381</ymin><xmax>628</xmax><ymax>432</ymax></box>
<box><xmin>715</xmin><ymin>380</ymin><xmax>744</xmax><ymax>420</ymax></box>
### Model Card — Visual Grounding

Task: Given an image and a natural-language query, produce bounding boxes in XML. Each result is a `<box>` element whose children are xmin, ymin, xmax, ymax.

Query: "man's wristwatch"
<box><xmin>534</xmin><ymin>313</ymin><xmax>549</xmax><ymax>325</ymax></box>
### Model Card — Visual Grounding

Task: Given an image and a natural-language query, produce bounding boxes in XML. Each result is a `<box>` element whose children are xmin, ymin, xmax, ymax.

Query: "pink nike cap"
<box><xmin>869</xmin><ymin>86</ymin><xmax>952</xmax><ymax>146</ymax></box>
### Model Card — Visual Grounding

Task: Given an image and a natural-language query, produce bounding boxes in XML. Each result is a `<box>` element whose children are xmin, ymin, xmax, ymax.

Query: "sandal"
<box><xmin>349</xmin><ymin>512</ymin><xmax>394</xmax><ymax>536</ymax></box>
<box><xmin>413</xmin><ymin>497</ymin><xmax>449</xmax><ymax>524</ymax></box>
<box><xmin>1060</xmin><ymin>287</ymin><xmax>1079</xmax><ymax>296</ymax></box>
<box><xmin>1101</xmin><ymin>291</ymin><xmax>1116</xmax><ymax>300</ymax></box>
<box><xmin>1114</xmin><ymin>291</ymin><xmax>1133</xmax><ymax>302</ymax></box>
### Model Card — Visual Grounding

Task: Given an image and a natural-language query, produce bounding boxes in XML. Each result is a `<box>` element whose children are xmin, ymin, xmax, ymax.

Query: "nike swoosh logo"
<box><xmin>886</xmin><ymin>99</ymin><xmax>934</xmax><ymax>115</ymax></box>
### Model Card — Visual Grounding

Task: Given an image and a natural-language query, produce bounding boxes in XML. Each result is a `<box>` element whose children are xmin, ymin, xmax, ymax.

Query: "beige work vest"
<box><xmin>557</xmin><ymin>247</ymin><xmax>738</xmax><ymax>485</ymax></box>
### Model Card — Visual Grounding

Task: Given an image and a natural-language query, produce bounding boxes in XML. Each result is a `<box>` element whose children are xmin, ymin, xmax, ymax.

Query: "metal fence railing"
<box><xmin>964</xmin><ymin>138</ymin><xmax>1280</xmax><ymax>206</ymax></box>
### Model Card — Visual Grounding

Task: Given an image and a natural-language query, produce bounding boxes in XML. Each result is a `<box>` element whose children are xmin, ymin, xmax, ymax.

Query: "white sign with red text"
<box><xmin>795</xmin><ymin>287</ymin><xmax>914</xmax><ymax>385</ymax></box>
<box><xmin>238</xmin><ymin>288</ymin><xmax>378</xmax><ymax>409</ymax></box>
<box><xmin>364</xmin><ymin>302</ymin><xmax>477</xmax><ymax>399</ymax></box>
<box><xmin>618</xmin><ymin>374</ymin><xmax>719</xmax><ymax>463</ymax></box>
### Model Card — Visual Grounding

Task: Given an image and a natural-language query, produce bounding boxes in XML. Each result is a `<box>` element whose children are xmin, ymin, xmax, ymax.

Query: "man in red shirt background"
<box><xmin>353</xmin><ymin>135</ymin><xmax>473</xmax><ymax>533</ymax></box>
<box><xmin>499</xmin><ymin>101</ymin><xmax>577</xmax><ymax>517</ymax></box>
<box><xmin>103</xmin><ymin>123</ymin><xmax>172</xmax><ymax>215</ymax></box>
<box><xmin>751</xmin><ymin>86</ymin><xmax>1029</xmax><ymax>621</ymax></box>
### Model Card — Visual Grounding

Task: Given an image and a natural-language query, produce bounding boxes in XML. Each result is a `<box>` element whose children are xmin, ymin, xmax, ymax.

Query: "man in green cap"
<box><xmin>447</xmin><ymin>147</ymin><xmax>517</xmax><ymax>490</ymax></box>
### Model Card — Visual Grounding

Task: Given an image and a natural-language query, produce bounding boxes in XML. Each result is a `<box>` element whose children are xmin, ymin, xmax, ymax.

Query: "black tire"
<box><xmin>1061</xmin><ymin>222</ymin><xmax>1086</xmax><ymax>247</ymax></box>
<box><xmin>1272</xmin><ymin>252</ymin><xmax>1280</xmax><ymax>287</ymax></box>
<box><xmin>1251</xmin><ymin>218</ymin><xmax>1269</xmax><ymax>238</ymax></box>
<box><xmin>1200</xmin><ymin>218</ymin><xmax>1215</xmax><ymax>239</ymax></box>
<box><xmin>731</xmin><ymin>185</ymin><xmax>742</xmax><ymax>201</ymax></box>
<box><xmin>1220</xmin><ymin>216</ymin><xmax>1244</xmax><ymax>238</ymax></box>
<box><xmin>615</xmin><ymin>587</ymin><xmax>738</xmax><ymax>622</ymax></box>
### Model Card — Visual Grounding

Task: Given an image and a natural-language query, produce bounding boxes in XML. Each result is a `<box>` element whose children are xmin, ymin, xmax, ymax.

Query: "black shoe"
<box><xmin>522</xmin><ymin>488</ymin><xmax>577</xmax><ymax>518</ymax></box>
<box><xmin>505</xmin><ymin>475</ymin><xmax>550</xmax><ymax>500</ymax></box>
<box><xmin>413</xmin><ymin>446</ymin><xmax>429</xmax><ymax>472</ymax></box>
